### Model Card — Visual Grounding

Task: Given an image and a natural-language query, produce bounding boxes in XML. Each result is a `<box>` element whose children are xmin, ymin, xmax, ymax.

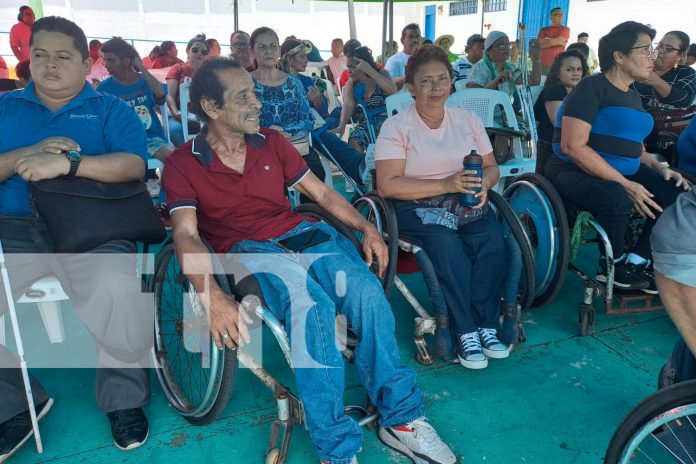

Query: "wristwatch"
<box><xmin>65</xmin><ymin>150</ymin><xmax>81</xmax><ymax>177</ymax></box>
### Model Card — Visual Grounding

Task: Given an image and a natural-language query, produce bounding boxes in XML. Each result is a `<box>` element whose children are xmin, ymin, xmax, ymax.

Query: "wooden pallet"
<box><xmin>605</xmin><ymin>290</ymin><xmax>664</xmax><ymax>315</ymax></box>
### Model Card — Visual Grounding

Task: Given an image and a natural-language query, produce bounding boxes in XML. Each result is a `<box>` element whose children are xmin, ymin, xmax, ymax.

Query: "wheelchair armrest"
<box><xmin>485</xmin><ymin>126</ymin><xmax>527</xmax><ymax>139</ymax></box>
<box><xmin>293</xmin><ymin>203</ymin><xmax>364</xmax><ymax>258</ymax></box>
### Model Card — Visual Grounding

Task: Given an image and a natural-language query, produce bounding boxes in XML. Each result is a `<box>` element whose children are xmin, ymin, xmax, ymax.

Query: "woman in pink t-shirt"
<box><xmin>375</xmin><ymin>45</ymin><xmax>508</xmax><ymax>370</ymax></box>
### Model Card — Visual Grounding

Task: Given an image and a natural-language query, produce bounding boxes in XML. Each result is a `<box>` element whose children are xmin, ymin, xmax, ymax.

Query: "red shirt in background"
<box><xmin>538</xmin><ymin>25</ymin><xmax>570</xmax><ymax>68</ymax></box>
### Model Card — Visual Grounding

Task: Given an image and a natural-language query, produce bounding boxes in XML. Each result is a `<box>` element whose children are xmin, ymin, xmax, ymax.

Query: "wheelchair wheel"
<box><xmin>605</xmin><ymin>379</ymin><xmax>696</xmax><ymax>463</ymax></box>
<box><xmin>351</xmin><ymin>192</ymin><xmax>399</xmax><ymax>297</ymax></box>
<box><xmin>488</xmin><ymin>191</ymin><xmax>536</xmax><ymax>312</ymax></box>
<box><xmin>504</xmin><ymin>173</ymin><xmax>570</xmax><ymax>308</ymax></box>
<box><xmin>152</xmin><ymin>242</ymin><xmax>237</xmax><ymax>425</ymax></box>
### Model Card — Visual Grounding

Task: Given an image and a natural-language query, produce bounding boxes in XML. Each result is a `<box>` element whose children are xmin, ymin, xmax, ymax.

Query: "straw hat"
<box><xmin>435</xmin><ymin>34</ymin><xmax>455</xmax><ymax>48</ymax></box>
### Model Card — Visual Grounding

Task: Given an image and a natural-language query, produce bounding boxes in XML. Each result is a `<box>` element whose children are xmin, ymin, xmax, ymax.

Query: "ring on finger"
<box><xmin>222</xmin><ymin>333</ymin><xmax>230</xmax><ymax>340</ymax></box>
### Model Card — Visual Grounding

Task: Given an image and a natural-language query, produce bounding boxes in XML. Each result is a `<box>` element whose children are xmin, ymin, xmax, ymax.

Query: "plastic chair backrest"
<box><xmin>446</xmin><ymin>88</ymin><xmax>520</xmax><ymax>130</ymax></box>
<box><xmin>179</xmin><ymin>80</ymin><xmax>192</xmax><ymax>141</ymax></box>
<box><xmin>386</xmin><ymin>91</ymin><xmax>415</xmax><ymax>117</ymax></box>
<box><xmin>453</xmin><ymin>79</ymin><xmax>467</xmax><ymax>92</ymax></box>
<box><xmin>159</xmin><ymin>82</ymin><xmax>171</xmax><ymax>144</ymax></box>
<box><xmin>528</xmin><ymin>85</ymin><xmax>543</xmax><ymax>105</ymax></box>
<box><xmin>322</xmin><ymin>78</ymin><xmax>340</xmax><ymax>114</ymax></box>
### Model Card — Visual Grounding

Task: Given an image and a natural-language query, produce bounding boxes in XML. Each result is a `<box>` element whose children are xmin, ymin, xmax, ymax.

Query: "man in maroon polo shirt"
<box><xmin>163</xmin><ymin>58</ymin><xmax>459</xmax><ymax>464</ymax></box>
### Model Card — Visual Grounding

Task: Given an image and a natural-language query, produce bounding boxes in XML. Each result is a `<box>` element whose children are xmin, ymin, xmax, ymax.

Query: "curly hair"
<box><xmin>404</xmin><ymin>44</ymin><xmax>453</xmax><ymax>85</ymax></box>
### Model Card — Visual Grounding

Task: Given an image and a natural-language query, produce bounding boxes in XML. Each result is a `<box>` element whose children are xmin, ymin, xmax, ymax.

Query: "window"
<box><xmin>483</xmin><ymin>0</ymin><xmax>507</xmax><ymax>12</ymax></box>
<box><xmin>449</xmin><ymin>0</ymin><xmax>477</xmax><ymax>16</ymax></box>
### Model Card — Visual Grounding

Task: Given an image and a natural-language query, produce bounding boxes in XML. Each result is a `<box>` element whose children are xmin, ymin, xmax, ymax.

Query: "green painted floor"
<box><xmin>7</xmin><ymin>179</ymin><xmax>680</xmax><ymax>464</ymax></box>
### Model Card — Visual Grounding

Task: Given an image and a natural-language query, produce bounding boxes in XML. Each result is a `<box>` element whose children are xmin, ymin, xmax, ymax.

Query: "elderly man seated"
<box><xmin>163</xmin><ymin>57</ymin><xmax>459</xmax><ymax>464</ymax></box>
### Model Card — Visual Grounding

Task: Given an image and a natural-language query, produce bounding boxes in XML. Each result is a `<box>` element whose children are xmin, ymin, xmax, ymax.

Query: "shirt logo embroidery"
<box><xmin>264</xmin><ymin>165</ymin><xmax>270</xmax><ymax>170</ymax></box>
<box><xmin>68</xmin><ymin>114</ymin><xmax>98</xmax><ymax>120</ymax></box>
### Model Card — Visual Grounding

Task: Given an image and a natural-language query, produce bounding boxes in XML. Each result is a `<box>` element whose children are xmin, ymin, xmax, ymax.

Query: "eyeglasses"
<box><xmin>255</xmin><ymin>43</ymin><xmax>279</xmax><ymax>53</ymax></box>
<box><xmin>190</xmin><ymin>47</ymin><xmax>208</xmax><ymax>55</ymax></box>
<box><xmin>231</xmin><ymin>43</ymin><xmax>251</xmax><ymax>50</ymax></box>
<box><xmin>630</xmin><ymin>44</ymin><xmax>656</xmax><ymax>57</ymax></box>
<box><xmin>655</xmin><ymin>43</ymin><xmax>682</xmax><ymax>54</ymax></box>
<box><xmin>492</xmin><ymin>43</ymin><xmax>513</xmax><ymax>51</ymax></box>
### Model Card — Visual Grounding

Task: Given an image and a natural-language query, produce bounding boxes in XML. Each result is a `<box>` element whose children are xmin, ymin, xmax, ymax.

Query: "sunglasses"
<box><xmin>190</xmin><ymin>47</ymin><xmax>208</xmax><ymax>55</ymax></box>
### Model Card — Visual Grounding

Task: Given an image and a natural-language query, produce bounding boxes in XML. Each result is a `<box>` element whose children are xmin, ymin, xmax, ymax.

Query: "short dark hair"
<box><xmin>159</xmin><ymin>40</ymin><xmax>176</xmax><ymax>56</ymax></box>
<box><xmin>250</xmin><ymin>27</ymin><xmax>279</xmax><ymax>49</ymax></box>
<box><xmin>688</xmin><ymin>43</ymin><xmax>696</xmax><ymax>58</ymax></box>
<box><xmin>566</xmin><ymin>42</ymin><xmax>589</xmax><ymax>61</ymax></box>
<box><xmin>664</xmin><ymin>30</ymin><xmax>690</xmax><ymax>53</ymax></box>
<box><xmin>405</xmin><ymin>44</ymin><xmax>453</xmax><ymax>85</ymax></box>
<box><xmin>401</xmin><ymin>23</ymin><xmax>420</xmax><ymax>40</ymax></box>
<box><xmin>578</xmin><ymin>32</ymin><xmax>589</xmax><ymax>40</ymax></box>
<box><xmin>345</xmin><ymin>45</ymin><xmax>378</xmax><ymax>72</ymax></box>
<box><xmin>544</xmin><ymin>50</ymin><xmax>589</xmax><ymax>90</ymax></box>
<box><xmin>18</xmin><ymin>5</ymin><xmax>31</xmax><ymax>22</ymax></box>
<box><xmin>189</xmin><ymin>58</ymin><xmax>243</xmax><ymax>122</ymax></box>
<box><xmin>101</xmin><ymin>37</ymin><xmax>137</xmax><ymax>62</ymax></box>
<box><xmin>598</xmin><ymin>21</ymin><xmax>656</xmax><ymax>73</ymax></box>
<box><xmin>343</xmin><ymin>39</ymin><xmax>361</xmax><ymax>56</ymax></box>
<box><xmin>187</xmin><ymin>33</ymin><xmax>207</xmax><ymax>52</ymax></box>
<box><xmin>230</xmin><ymin>30</ymin><xmax>249</xmax><ymax>43</ymax></box>
<box><xmin>15</xmin><ymin>59</ymin><xmax>31</xmax><ymax>81</ymax></box>
<box><xmin>550</xmin><ymin>7</ymin><xmax>562</xmax><ymax>14</ymax></box>
<box><xmin>30</xmin><ymin>16</ymin><xmax>89</xmax><ymax>61</ymax></box>
<box><xmin>89</xmin><ymin>39</ymin><xmax>101</xmax><ymax>50</ymax></box>
<box><xmin>206</xmin><ymin>38</ymin><xmax>219</xmax><ymax>48</ymax></box>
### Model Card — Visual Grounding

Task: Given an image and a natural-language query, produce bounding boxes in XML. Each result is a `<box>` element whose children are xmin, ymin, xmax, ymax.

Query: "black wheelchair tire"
<box><xmin>350</xmin><ymin>192</ymin><xmax>399</xmax><ymax>297</ymax></box>
<box><xmin>153</xmin><ymin>242</ymin><xmax>237</xmax><ymax>426</ymax></box>
<box><xmin>605</xmin><ymin>379</ymin><xmax>696</xmax><ymax>464</ymax></box>
<box><xmin>508</xmin><ymin>173</ymin><xmax>570</xmax><ymax>308</ymax></box>
<box><xmin>489</xmin><ymin>191</ymin><xmax>537</xmax><ymax>312</ymax></box>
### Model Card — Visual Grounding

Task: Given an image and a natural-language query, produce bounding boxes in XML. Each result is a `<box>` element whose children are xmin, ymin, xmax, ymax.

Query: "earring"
<box><xmin>674</xmin><ymin>60</ymin><xmax>680</xmax><ymax>69</ymax></box>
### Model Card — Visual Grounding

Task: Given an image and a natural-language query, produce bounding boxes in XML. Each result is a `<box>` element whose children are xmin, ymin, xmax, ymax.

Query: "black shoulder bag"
<box><xmin>29</xmin><ymin>177</ymin><xmax>167</xmax><ymax>253</ymax></box>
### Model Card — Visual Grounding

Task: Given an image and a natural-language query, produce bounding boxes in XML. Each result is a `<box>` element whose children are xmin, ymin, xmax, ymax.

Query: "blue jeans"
<box><xmin>229</xmin><ymin>221</ymin><xmax>423</xmax><ymax>464</ymax></box>
<box><xmin>393</xmin><ymin>201</ymin><xmax>506</xmax><ymax>334</ymax></box>
<box><xmin>312</xmin><ymin>130</ymin><xmax>364</xmax><ymax>187</ymax></box>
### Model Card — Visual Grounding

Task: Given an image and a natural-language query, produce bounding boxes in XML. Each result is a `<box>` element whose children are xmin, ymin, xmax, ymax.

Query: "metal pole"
<box><xmin>234</xmin><ymin>0</ymin><xmax>239</xmax><ymax>31</ymax></box>
<box><xmin>382</xmin><ymin>0</ymin><xmax>388</xmax><ymax>62</ymax></box>
<box><xmin>480</xmin><ymin>0</ymin><xmax>485</xmax><ymax>35</ymax></box>
<box><xmin>388</xmin><ymin>0</ymin><xmax>393</xmax><ymax>54</ymax></box>
<box><xmin>0</xmin><ymin>242</ymin><xmax>44</xmax><ymax>453</ymax></box>
<box><xmin>347</xmin><ymin>0</ymin><xmax>357</xmax><ymax>40</ymax></box>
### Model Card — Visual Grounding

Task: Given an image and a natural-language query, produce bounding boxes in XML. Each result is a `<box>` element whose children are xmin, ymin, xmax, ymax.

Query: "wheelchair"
<box><xmin>503</xmin><ymin>173</ymin><xmax>663</xmax><ymax>336</ymax></box>
<box><xmin>351</xmin><ymin>190</ymin><xmax>536</xmax><ymax>365</ymax></box>
<box><xmin>605</xmin><ymin>379</ymin><xmax>696</xmax><ymax>463</ymax></box>
<box><xmin>151</xmin><ymin>204</ymin><xmax>379</xmax><ymax>464</ymax></box>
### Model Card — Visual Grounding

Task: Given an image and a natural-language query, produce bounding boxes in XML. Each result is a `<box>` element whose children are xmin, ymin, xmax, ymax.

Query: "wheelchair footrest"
<box><xmin>606</xmin><ymin>291</ymin><xmax>664</xmax><ymax>315</ymax></box>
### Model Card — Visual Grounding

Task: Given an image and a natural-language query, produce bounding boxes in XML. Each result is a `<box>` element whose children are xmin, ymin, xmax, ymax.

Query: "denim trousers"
<box><xmin>392</xmin><ymin>201</ymin><xmax>506</xmax><ymax>335</ymax></box>
<box><xmin>312</xmin><ymin>130</ymin><xmax>364</xmax><ymax>187</ymax></box>
<box><xmin>546</xmin><ymin>157</ymin><xmax>684</xmax><ymax>259</ymax></box>
<box><xmin>229</xmin><ymin>220</ymin><xmax>423</xmax><ymax>464</ymax></box>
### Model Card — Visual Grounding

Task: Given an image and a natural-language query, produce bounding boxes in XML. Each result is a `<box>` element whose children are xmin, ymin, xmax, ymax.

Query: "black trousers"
<box><xmin>545</xmin><ymin>157</ymin><xmax>683</xmax><ymax>259</ymax></box>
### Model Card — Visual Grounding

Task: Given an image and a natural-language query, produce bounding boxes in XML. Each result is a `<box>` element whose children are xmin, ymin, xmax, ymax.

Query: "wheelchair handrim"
<box><xmin>153</xmin><ymin>252</ymin><xmax>225</xmax><ymax>418</ymax></box>
<box><xmin>504</xmin><ymin>181</ymin><xmax>558</xmax><ymax>296</ymax></box>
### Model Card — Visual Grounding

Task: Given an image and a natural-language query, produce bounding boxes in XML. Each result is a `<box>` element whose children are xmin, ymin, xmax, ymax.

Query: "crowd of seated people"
<box><xmin>6</xmin><ymin>11</ymin><xmax>696</xmax><ymax>464</ymax></box>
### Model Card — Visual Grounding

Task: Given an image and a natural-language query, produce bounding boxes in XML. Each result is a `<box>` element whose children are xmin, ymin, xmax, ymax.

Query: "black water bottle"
<box><xmin>459</xmin><ymin>150</ymin><xmax>482</xmax><ymax>207</ymax></box>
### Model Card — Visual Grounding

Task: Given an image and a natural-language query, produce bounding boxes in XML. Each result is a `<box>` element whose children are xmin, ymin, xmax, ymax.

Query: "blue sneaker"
<box><xmin>478</xmin><ymin>328</ymin><xmax>510</xmax><ymax>359</ymax></box>
<box><xmin>457</xmin><ymin>332</ymin><xmax>487</xmax><ymax>369</ymax></box>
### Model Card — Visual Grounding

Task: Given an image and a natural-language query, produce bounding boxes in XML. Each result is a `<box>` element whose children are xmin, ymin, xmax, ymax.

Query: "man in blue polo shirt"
<box><xmin>0</xmin><ymin>17</ymin><xmax>152</xmax><ymax>461</ymax></box>
<box><xmin>164</xmin><ymin>58</ymin><xmax>459</xmax><ymax>464</ymax></box>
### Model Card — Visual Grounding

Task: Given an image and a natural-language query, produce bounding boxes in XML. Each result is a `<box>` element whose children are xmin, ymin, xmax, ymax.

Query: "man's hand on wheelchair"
<box><xmin>361</xmin><ymin>226</ymin><xmax>388</xmax><ymax>278</ymax></box>
<box><xmin>208</xmin><ymin>289</ymin><xmax>253</xmax><ymax>350</ymax></box>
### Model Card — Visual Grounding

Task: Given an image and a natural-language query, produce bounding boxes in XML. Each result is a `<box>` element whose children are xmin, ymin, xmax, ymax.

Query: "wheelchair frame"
<box><xmin>151</xmin><ymin>205</ymin><xmax>380</xmax><ymax>464</ymax></box>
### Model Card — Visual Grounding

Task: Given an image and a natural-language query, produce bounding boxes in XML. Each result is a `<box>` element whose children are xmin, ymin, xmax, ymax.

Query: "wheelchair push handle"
<box><xmin>460</xmin><ymin>150</ymin><xmax>483</xmax><ymax>207</ymax></box>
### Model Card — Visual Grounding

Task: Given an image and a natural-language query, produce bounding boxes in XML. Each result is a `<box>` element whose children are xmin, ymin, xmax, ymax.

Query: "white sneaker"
<box><xmin>378</xmin><ymin>417</ymin><xmax>459</xmax><ymax>464</ymax></box>
<box><xmin>478</xmin><ymin>328</ymin><xmax>510</xmax><ymax>359</ymax></box>
<box><xmin>457</xmin><ymin>331</ymin><xmax>488</xmax><ymax>369</ymax></box>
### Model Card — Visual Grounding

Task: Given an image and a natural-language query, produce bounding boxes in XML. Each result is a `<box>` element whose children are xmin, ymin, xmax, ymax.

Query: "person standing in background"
<box><xmin>206</xmin><ymin>38</ymin><xmax>221</xmax><ymax>57</ymax></box>
<box><xmin>577</xmin><ymin>32</ymin><xmax>598</xmax><ymax>72</ymax></box>
<box><xmin>319</xmin><ymin>38</ymin><xmax>347</xmax><ymax>86</ymax></box>
<box><xmin>10</xmin><ymin>5</ymin><xmax>35</xmax><ymax>61</ymax></box>
<box><xmin>538</xmin><ymin>7</ymin><xmax>569</xmax><ymax>74</ymax></box>
<box><xmin>385</xmin><ymin>23</ymin><xmax>422</xmax><ymax>89</ymax></box>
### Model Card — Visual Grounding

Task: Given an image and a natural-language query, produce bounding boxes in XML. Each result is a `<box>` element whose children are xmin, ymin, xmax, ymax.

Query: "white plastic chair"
<box><xmin>179</xmin><ymin>81</ymin><xmax>196</xmax><ymax>142</ymax></box>
<box><xmin>454</xmin><ymin>79</ymin><xmax>468</xmax><ymax>92</ymax></box>
<box><xmin>0</xmin><ymin>276</ymin><xmax>68</xmax><ymax>346</ymax></box>
<box><xmin>385</xmin><ymin>92</ymin><xmax>415</xmax><ymax>117</ymax></box>
<box><xmin>159</xmin><ymin>83</ymin><xmax>172</xmax><ymax>144</ymax></box>
<box><xmin>446</xmin><ymin>88</ymin><xmax>535</xmax><ymax>184</ymax></box>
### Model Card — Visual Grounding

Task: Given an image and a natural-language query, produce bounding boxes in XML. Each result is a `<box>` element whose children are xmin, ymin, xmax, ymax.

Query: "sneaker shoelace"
<box><xmin>110</xmin><ymin>409</ymin><xmax>145</xmax><ymax>434</ymax></box>
<box><xmin>479</xmin><ymin>328</ymin><xmax>501</xmax><ymax>347</ymax></box>
<box><xmin>459</xmin><ymin>332</ymin><xmax>481</xmax><ymax>353</ymax></box>
<box><xmin>408</xmin><ymin>419</ymin><xmax>440</xmax><ymax>451</ymax></box>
